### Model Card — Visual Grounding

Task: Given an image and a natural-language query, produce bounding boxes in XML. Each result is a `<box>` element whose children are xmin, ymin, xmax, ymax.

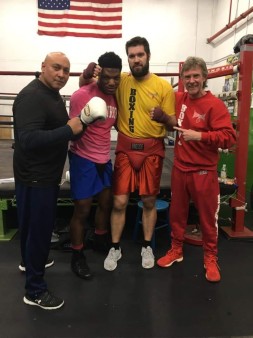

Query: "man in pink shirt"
<box><xmin>68</xmin><ymin>52</ymin><xmax>122</xmax><ymax>279</ymax></box>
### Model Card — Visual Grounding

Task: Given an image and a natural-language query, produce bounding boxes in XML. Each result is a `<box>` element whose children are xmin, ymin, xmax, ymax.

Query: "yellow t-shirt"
<box><xmin>116</xmin><ymin>72</ymin><xmax>175</xmax><ymax>138</ymax></box>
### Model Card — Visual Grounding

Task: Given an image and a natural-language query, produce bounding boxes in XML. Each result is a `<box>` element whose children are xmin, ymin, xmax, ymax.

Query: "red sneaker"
<box><xmin>204</xmin><ymin>257</ymin><xmax>221</xmax><ymax>282</ymax></box>
<box><xmin>157</xmin><ymin>248</ymin><xmax>183</xmax><ymax>268</ymax></box>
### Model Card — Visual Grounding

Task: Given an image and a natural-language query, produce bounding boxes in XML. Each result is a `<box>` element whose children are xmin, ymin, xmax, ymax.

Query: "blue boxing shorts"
<box><xmin>68</xmin><ymin>152</ymin><xmax>113</xmax><ymax>200</ymax></box>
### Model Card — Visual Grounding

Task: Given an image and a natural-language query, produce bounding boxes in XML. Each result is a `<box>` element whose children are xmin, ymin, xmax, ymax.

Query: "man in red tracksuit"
<box><xmin>157</xmin><ymin>56</ymin><xmax>236</xmax><ymax>282</ymax></box>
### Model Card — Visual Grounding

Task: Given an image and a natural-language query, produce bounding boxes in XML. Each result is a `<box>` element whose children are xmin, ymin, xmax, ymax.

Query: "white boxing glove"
<box><xmin>80</xmin><ymin>96</ymin><xmax>107</xmax><ymax>125</ymax></box>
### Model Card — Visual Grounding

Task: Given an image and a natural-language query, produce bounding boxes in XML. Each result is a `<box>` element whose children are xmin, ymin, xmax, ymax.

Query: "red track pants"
<box><xmin>170</xmin><ymin>166</ymin><xmax>220</xmax><ymax>257</ymax></box>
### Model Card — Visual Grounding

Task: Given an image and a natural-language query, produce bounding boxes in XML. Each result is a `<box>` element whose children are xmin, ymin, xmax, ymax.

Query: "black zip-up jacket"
<box><xmin>13</xmin><ymin>79</ymin><xmax>73</xmax><ymax>187</ymax></box>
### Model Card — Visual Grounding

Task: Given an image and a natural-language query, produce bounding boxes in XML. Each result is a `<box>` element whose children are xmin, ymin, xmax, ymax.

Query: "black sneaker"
<box><xmin>71</xmin><ymin>250</ymin><xmax>93</xmax><ymax>280</ymax></box>
<box><xmin>18</xmin><ymin>258</ymin><xmax>55</xmax><ymax>272</ymax></box>
<box><xmin>23</xmin><ymin>290</ymin><xmax>64</xmax><ymax>310</ymax></box>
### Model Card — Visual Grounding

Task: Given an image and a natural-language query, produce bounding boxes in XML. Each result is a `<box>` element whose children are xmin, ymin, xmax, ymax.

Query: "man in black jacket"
<box><xmin>13</xmin><ymin>52</ymin><xmax>83</xmax><ymax>310</ymax></box>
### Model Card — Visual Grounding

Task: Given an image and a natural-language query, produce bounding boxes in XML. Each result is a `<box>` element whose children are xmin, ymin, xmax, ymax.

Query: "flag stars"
<box><xmin>38</xmin><ymin>0</ymin><xmax>70</xmax><ymax>10</ymax></box>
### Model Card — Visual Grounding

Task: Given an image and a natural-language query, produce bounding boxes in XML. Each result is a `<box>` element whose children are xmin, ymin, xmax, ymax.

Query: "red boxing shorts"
<box><xmin>113</xmin><ymin>133</ymin><xmax>165</xmax><ymax>196</ymax></box>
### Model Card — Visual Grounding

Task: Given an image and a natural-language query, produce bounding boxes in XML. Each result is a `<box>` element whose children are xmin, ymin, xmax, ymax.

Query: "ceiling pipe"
<box><xmin>207</xmin><ymin>6</ymin><xmax>253</xmax><ymax>44</ymax></box>
<box><xmin>228</xmin><ymin>0</ymin><xmax>232</xmax><ymax>24</ymax></box>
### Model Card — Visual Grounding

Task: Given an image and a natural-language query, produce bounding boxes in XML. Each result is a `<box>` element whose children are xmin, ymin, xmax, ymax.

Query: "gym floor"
<box><xmin>1</xmin><ymin>222</ymin><xmax>253</xmax><ymax>338</ymax></box>
<box><xmin>1</xmin><ymin>140</ymin><xmax>253</xmax><ymax>338</ymax></box>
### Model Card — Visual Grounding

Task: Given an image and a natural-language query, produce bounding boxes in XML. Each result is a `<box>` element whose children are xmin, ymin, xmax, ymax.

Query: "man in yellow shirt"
<box><xmin>80</xmin><ymin>37</ymin><xmax>176</xmax><ymax>271</ymax></box>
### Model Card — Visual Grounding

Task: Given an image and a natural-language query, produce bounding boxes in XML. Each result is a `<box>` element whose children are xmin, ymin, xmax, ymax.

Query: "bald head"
<box><xmin>40</xmin><ymin>52</ymin><xmax>70</xmax><ymax>91</ymax></box>
<box><xmin>43</xmin><ymin>52</ymin><xmax>69</xmax><ymax>64</ymax></box>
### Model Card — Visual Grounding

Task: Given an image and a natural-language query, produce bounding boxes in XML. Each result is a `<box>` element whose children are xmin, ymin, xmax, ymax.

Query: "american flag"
<box><xmin>38</xmin><ymin>0</ymin><xmax>122</xmax><ymax>38</ymax></box>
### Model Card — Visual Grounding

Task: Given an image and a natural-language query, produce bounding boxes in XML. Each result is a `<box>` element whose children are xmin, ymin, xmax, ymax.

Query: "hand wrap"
<box><xmin>82</xmin><ymin>62</ymin><xmax>97</xmax><ymax>79</ymax></box>
<box><xmin>152</xmin><ymin>107</ymin><xmax>170</xmax><ymax>124</ymax></box>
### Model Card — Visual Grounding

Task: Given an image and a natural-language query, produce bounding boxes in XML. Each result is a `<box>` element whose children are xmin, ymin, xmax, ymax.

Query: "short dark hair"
<box><xmin>98</xmin><ymin>52</ymin><xmax>122</xmax><ymax>71</ymax></box>
<box><xmin>125</xmin><ymin>36</ymin><xmax>150</xmax><ymax>56</ymax></box>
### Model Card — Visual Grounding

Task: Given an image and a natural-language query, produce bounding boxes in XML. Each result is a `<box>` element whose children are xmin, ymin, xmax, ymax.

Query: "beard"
<box><xmin>130</xmin><ymin>62</ymin><xmax>149</xmax><ymax>78</ymax></box>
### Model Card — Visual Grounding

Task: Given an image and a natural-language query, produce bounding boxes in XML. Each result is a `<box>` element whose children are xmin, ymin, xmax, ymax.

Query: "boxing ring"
<box><xmin>1</xmin><ymin>45</ymin><xmax>253</xmax><ymax>241</ymax></box>
<box><xmin>0</xmin><ymin>138</ymin><xmax>173</xmax><ymax>240</ymax></box>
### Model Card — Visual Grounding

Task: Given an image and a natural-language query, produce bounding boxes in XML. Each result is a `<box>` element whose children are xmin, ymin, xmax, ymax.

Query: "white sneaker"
<box><xmin>104</xmin><ymin>247</ymin><xmax>122</xmax><ymax>271</ymax></box>
<box><xmin>141</xmin><ymin>246</ymin><xmax>155</xmax><ymax>269</ymax></box>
